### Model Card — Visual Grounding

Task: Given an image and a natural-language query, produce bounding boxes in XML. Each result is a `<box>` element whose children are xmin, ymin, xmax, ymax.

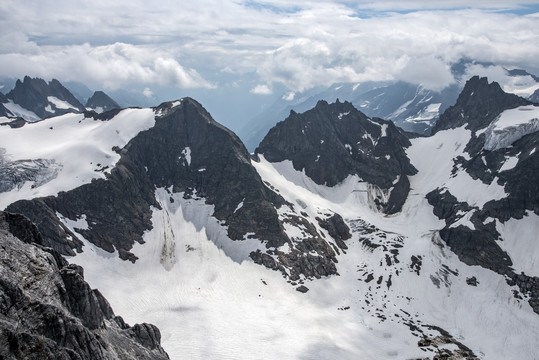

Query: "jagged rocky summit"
<box><xmin>256</xmin><ymin>99</ymin><xmax>417</xmax><ymax>214</ymax></box>
<box><xmin>0</xmin><ymin>210</ymin><xmax>169</xmax><ymax>359</ymax></box>
<box><xmin>0</xmin><ymin>77</ymin><xmax>120</xmax><ymax>123</ymax></box>
<box><xmin>5</xmin><ymin>76</ymin><xmax>86</xmax><ymax>119</ymax></box>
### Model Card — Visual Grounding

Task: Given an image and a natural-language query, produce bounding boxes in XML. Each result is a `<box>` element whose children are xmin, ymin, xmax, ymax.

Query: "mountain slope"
<box><xmin>425</xmin><ymin>77</ymin><xmax>539</xmax><ymax>313</ymax></box>
<box><xmin>4</xmin><ymin>98</ymin><xmax>287</xmax><ymax>261</ymax></box>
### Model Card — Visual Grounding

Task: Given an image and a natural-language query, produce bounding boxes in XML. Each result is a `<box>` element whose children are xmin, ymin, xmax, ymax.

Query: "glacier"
<box><xmin>483</xmin><ymin>105</ymin><xmax>539</xmax><ymax>151</ymax></box>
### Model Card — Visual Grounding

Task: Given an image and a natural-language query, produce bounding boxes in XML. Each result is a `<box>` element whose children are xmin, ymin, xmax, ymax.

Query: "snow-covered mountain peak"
<box><xmin>432</xmin><ymin>76</ymin><xmax>533</xmax><ymax>134</ymax></box>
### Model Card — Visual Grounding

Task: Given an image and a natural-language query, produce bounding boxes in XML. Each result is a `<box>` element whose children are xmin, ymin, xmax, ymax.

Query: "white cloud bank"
<box><xmin>250</xmin><ymin>84</ymin><xmax>273</xmax><ymax>95</ymax></box>
<box><xmin>0</xmin><ymin>1</ymin><xmax>538</xmax><ymax>93</ymax></box>
<box><xmin>0</xmin><ymin>40</ymin><xmax>214</xmax><ymax>90</ymax></box>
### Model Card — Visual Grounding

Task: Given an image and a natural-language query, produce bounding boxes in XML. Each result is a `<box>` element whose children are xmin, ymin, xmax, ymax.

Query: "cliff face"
<box><xmin>0</xmin><ymin>211</ymin><xmax>170</xmax><ymax>360</ymax></box>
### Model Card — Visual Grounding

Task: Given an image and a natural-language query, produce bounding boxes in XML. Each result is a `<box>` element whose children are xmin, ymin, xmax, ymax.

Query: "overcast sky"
<box><xmin>1</xmin><ymin>0</ymin><xmax>539</xmax><ymax>126</ymax></box>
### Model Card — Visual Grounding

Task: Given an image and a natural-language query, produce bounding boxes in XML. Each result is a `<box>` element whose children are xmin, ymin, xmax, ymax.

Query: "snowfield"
<box><xmin>68</xmin><ymin>142</ymin><xmax>538</xmax><ymax>360</ymax></box>
<box><xmin>0</xmin><ymin>108</ymin><xmax>156</xmax><ymax>209</ymax></box>
<box><xmin>2</xmin><ymin>100</ymin><xmax>41</xmax><ymax>122</ymax></box>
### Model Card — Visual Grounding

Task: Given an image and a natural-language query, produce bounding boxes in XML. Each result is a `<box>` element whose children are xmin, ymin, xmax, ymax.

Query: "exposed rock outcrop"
<box><xmin>428</xmin><ymin>78</ymin><xmax>539</xmax><ymax>313</ymax></box>
<box><xmin>432</xmin><ymin>76</ymin><xmax>532</xmax><ymax>134</ymax></box>
<box><xmin>0</xmin><ymin>210</ymin><xmax>169</xmax><ymax>359</ymax></box>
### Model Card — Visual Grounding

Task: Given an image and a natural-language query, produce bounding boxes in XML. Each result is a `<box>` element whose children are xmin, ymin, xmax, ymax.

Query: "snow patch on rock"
<box><xmin>47</xmin><ymin>96</ymin><xmax>78</xmax><ymax>111</ymax></box>
<box><xmin>3</xmin><ymin>100</ymin><xmax>41</xmax><ymax>122</ymax></box>
<box><xmin>181</xmin><ymin>147</ymin><xmax>192</xmax><ymax>166</ymax></box>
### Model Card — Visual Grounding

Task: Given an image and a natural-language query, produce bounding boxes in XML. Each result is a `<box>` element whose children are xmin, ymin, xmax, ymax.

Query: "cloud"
<box><xmin>0</xmin><ymin>1</ymin><xmax>538</xmax><ymax>94</ymax></box>
<box><xmin>250</xmin><ymin>84</ymin><xmax>273</xmax><ymax>95</ymax></box>
<box><xmin>142</xmin><ymin>87</ymin><xmax>154</xmax><ymax>98</ymax></box>
<box><xmin>464</xmin><ymin>63</ymin><xmax>539</xmax><ymax>96</ymax></box>
<box><xmin>0</xmin><ymin>41</ymin><xmax>214</xmax><ymax>90</ymax></box>
<box><xmin>282</xmin><ymin>92</ymin><xmax>295</xmax><ymax>101</ymax></box>
<box><xmin>349</xmin><ymin>0</ymin><xmax>539</xmax><ymax>11</ymax></box>
<box><xmin>395</xmin><ymin>56</ymin><xmax>456</xmax><ymax>91</ymax></box>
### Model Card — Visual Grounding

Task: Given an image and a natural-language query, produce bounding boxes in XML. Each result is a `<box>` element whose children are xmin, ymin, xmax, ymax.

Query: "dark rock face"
<box><xmin>256</xmin><ymin>100</ymin><xmax>417</xmax><ymax>214</ymax></box>
<box><xmin>439</xmin><ymin>225</ymin><xmax>512</xmax><ymax>274</ymax></box>
<box><xmin>426</xmin><ymin>189</ymin><xmax>473</xmax><ymax>226</ymax></box>
<box><xmin>7</xmin><ymin>98</ymin><xmax>287</xmax><ymax>262</ymax></box>
<box><xmin>86</xmin><ymin>91</ymin><xmax>121</xmax><ymax>113</ymax></box>
<box><xmin>0</xmin><ymin>210</ymin><xmax>169</xmax><ymax>360</ymax></box>
<box><xmin>6</xmin><ymin>76</ymin><xmax>85</xmax><ymax>119</ymax></box>
<box><xmin>0</xmin><ymin>117</ymin><xmax>26</xmax><ymax>128</ymax></box>
<box><xmin>432</xmin><ymin>76</ymin><xmax>532</xmax><ymax>134</ymax></box>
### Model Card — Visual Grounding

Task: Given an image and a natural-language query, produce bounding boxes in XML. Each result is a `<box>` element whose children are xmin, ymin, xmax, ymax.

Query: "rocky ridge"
<box><xmin>7</xmin><ymin>98</ymin><xmax>287</xmax><ymax>260</ymax></box>
<box><xmin>0</xmin><ymin>210</ymin><xmax>169</xmax><ymax>359</ymax></box>
<box><xmin>6</xmin><ymin>76</ymin><xmax>86</xmax><ymax>119</ymax></box>
<box><xmin>2</xmin><ymin>97</ymin><xmax>361</xmax><ymax>281</ymax></box>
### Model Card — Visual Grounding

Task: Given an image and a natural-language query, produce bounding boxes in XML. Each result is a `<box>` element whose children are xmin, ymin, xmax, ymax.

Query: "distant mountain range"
<box><xmin>0</xmin><ymin>76</ymin><xmax>121</xmax><ymax>122</ymax></box>
<box><xmin>239</xmin><ymin>59</ymin><xmax>539</xmax><ymax>151</ymax></box>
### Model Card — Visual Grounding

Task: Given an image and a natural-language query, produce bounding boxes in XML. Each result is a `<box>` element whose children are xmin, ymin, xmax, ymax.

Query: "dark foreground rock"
<box><xmin>0</xmin><ymin>211</ymin><xmax>169</xmax><ymax>360</ymax></box>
